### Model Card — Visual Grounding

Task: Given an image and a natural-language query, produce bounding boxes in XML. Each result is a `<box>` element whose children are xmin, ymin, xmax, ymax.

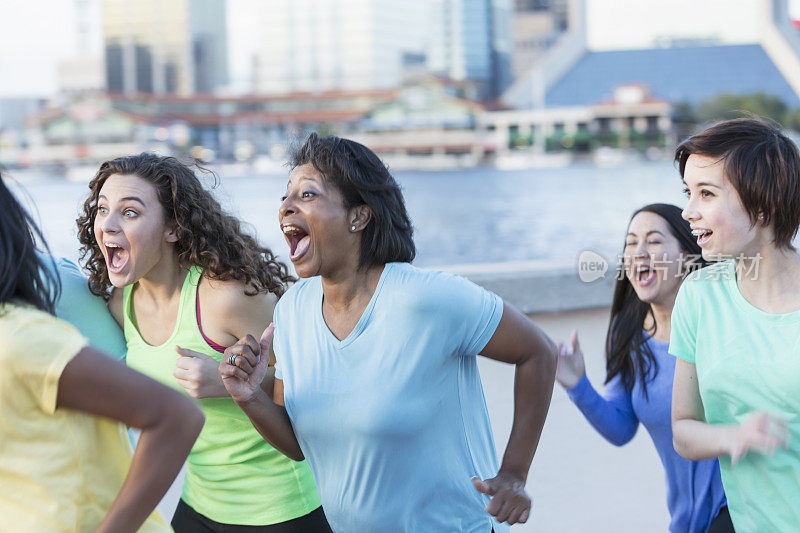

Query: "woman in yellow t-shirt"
<box><xmin>75</xmin><ymin>153</ymin><xmax>328</xmax><ymax>532</ymax></box>
<box><xmin>0</xmin><ymin>173</ymin><xmax>204</xmax><ymax>532</ymax></box>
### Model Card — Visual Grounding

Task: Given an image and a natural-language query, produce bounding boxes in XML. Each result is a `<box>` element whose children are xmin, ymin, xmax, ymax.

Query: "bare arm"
<box><xmin>219</xmin><ymin>326</ymin><xmax>304</xmax><ymax>461</ymax></box>
<box><xmin>671</xmin><ymin>358</ymin><xmax>730</xmax><ymax>460</ymax></box>
<box><xmin>472</xmin><ymin>302</ymin><xmax>557</xmax><ymax>526</ymax></box>
<box><xmin>57</xmin><ymin>346</ymin><xmax>204</xmax><ymax>533</ymax></box>
<box><xmin>173</xmin><ymin>281</ymin><xmax>277</xmax><ymax>399</ymax></box>
<box><xmin>672</xmin><ymin>358</ymin><xmax>788</xmax><ymax>464</ymax></box>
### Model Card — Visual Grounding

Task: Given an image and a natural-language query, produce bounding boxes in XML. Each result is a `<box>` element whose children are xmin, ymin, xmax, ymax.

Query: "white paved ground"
<box><xmin>481</xmin><ymin>308</ymin><xmax>669</xmax><ymax>532</ymax></box>
<box><xmin>157</xmin><ymin>307</ymin><xmax>670</xmax><ymax>532</ymax></box>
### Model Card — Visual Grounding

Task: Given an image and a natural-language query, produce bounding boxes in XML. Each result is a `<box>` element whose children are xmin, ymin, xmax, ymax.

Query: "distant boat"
<box><xmin>592</xmin><ymin>147</ymin><xmax>638</xmax><ymax>167</ymax></box>
<box><xmin>65</xmin><ymin>165</ymin><xmax>99</xmax><ymax>182</ymax></box>
<box><xmin>494</xmin><ymin>151</ymin><xmax>572</xmax><ymax>170</ymax></box>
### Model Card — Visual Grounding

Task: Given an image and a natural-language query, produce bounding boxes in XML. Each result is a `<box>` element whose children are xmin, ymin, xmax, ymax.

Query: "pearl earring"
<box><xmin>350</xmin><ymin>225</ymin><xmax>356</xmax><ymax>231</ymax></box>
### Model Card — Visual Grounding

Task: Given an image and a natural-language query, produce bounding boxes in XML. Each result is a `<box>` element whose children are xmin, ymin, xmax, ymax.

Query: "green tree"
<box><xmin>786</xmin><ymin>109</ymin><xmax>800</xmax><ymax>132</ymax></box>
<box><xmin>695</xmin><ymin>93</ymin><xmax>789</xmax><ymax>125</ymax></box>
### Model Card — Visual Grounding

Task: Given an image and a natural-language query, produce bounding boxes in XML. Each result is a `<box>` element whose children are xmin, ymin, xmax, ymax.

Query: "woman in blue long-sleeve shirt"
<box><xmin>556</xmin><ymin>203</ymin><xmax>732</xmax><ymax>533</ymax></box>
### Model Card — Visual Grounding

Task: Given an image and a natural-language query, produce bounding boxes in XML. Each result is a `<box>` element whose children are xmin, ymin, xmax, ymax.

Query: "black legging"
<box><xmin>171</xmin><ymin>499</ymin><xmax>333</xmax><ymax>533</ymax></box>
<box><xmin>707</xmin><ymin>506</ymin><xmax>735</xmax><ymax>533</ymax></box>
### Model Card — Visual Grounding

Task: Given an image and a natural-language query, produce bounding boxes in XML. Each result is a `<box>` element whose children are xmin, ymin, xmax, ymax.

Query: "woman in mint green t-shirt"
<box><xmin>671</xmin><ymin>118</ymin><xmax>800</xmax><ymax>533</ymax></box>
<box><xmin>76</xmin><ymin>153</ymin><xmax>329</xmax><ymax>532</ymax></box>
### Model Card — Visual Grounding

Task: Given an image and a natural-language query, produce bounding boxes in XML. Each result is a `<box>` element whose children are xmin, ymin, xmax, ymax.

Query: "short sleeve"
<box><xmin>439</xmin><ymin>273</ymin><xmax>504</xmax><ymax>357</ymax></box>
<box><xmin>272</xmin><ymin>300</ymin><xmax>284</xmax><ymax>381</ymax></box>
<box><xmin>51</xmin><ymin>257</ymin><xmax>126</xmax><ymax>361</ymax></box>
<box><xmin>669</xmin><ymin>280</ymin><xmax>698</xmax><ymax>363</ymax></box>
<box><xmin>1</xmin><ymin>309</ymin><xmax>88</xmax><ymax>414</ymax></box>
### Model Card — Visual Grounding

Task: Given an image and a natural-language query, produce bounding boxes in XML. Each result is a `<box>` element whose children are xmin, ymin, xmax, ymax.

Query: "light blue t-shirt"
<box><xmin>274</xmin><ymin>262</ymin><xmax>506</xmax><ymax>533</ymax></box>
<box><xmin>39</xmin><ymin>253</ymin><xmax>126</xmax><ymax>361</ymax></box>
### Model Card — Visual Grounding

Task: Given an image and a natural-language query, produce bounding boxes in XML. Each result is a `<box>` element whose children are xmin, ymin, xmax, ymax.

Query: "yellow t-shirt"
<box><xmin>0</xmin><ymin>303</ymin><xmax>170</xmax><ymax>532</ymax></box>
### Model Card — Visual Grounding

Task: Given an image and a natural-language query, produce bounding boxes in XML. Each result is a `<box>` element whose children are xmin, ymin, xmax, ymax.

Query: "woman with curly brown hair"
<box><xmin>76</xmin><ymin>153</ymin><xmax>330</xmax><ymax>532</ymax></box>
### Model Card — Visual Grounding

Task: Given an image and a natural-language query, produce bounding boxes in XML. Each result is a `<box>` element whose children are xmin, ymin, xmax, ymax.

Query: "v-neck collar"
<box><xmin>317</xmin><ymin>263</ymin><xmax>392</xmax><ymax>349</ymax></box>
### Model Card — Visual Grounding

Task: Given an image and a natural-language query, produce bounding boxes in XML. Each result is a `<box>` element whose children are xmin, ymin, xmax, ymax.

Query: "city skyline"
<box><xmin>2</xmin><ymin>0</ymin><xmax>799</xmax><ymax>98</ymax></box>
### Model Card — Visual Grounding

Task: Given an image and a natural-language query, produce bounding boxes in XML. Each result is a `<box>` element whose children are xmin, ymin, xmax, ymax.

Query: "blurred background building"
<box><xmin>505</xmin><ymin>0</ymin><xmax>800</xmax><ymax>109</ymax></box>
<box><xmin>102</xmin><ymin>0</ymin><xmax>228</xmax><ymax>96</ymax></box>
<box><xmin>0</xmin><ymin>0</ymin><xmax>799</xmax><ymax>172</ymax></box>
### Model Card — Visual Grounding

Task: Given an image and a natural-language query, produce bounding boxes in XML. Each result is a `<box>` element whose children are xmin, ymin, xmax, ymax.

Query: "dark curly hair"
<box><xmin>77</xmin><ymin>153</ymin><xmax>294</xmax><ymax>299</ymax></box>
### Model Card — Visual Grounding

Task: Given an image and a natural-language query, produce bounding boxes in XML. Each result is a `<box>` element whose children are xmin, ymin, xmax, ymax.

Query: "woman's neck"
<box><xmin>736</xmin><ymin>245</ymin><xmax>800</xmax><ymax>313</ymax></box>
<box><xmin>644</xmin><ymin>302</ymin><xmax>672</xmax><ymax>343</ymax></box>
<box><xmin>321</xmin><ymin>264</ymin><xmax>384</xmax><ymax>312</ymax></box>
<box><xmin>135</xmin><ymin>253</ymin><xmax>188</xmax><ymax>305</ymax></box>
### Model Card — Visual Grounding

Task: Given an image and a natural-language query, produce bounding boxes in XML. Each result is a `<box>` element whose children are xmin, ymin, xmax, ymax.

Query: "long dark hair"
<box><xmin>0</xmin><ymin>172</ymin><xmax>60</xmax><ymax>314</ymax></box>
<box><xmin>605</xmin><ymin>203</ymin><xmax>707</xmax><ymax>397</ymax></box>
<box><xmin>288</xmin><ymin>133</ymin><xmax>415</xmax><ymax>269</ymax></box>
<box><xmin>77</xmin><ymin>153</ymin><xmax>294</xmax><ymax>299</ymax></box>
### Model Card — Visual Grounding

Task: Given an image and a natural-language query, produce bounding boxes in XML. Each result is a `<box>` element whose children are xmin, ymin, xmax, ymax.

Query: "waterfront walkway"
<box><xmin>484</xmin><ymin>307</ymin><xmax>669</xmax><ymax>531</ymax></box>
<box><xmin>157</xmin><ymin>307</ymin><xmax>669</xmax><ymax>531</ymax></box>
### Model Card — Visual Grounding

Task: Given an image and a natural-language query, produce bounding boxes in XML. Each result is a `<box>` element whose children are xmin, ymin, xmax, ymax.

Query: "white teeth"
<box><xmin>691</xmin><ymin>229</ymin><xmax>711</xmax><ymax>236</ymax></box>
<box><xmin>282</xmin><ymin>225</ymin><xmax>304</xmax><ymax>235</ymax></box>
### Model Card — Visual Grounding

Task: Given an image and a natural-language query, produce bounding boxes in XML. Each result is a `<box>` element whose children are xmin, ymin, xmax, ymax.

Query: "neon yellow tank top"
<box><xmin>123</xmin><ymin>266</ymin><xmax>320</xmax><ymax>525</ymax></box>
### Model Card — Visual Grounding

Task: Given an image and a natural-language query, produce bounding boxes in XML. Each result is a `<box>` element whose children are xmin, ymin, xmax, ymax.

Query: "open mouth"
<box><xmin>634</xmin><ymin>265</ymin><xmax>657</xmax><ymax>287</ymax></box>
<box><xmin>105</xmin><ymin>242</ymin><xmax>130</xmax><ymax>274</ymax></box>
<box><xmin>282</xmin><ymin>224</ymin><xmax>311</xmax><ymax>262</ymax></box>
<box><xmin>692</xmin><ymin>228</ymin><xmax>713</xmax><ymax>247</ymax></box>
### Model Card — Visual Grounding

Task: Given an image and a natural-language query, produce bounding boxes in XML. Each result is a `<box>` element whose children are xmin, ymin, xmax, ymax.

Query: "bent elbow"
<box><xmin>673</xmin><ymin>436</ymin><xmax>689</xmax><ymax>459</ymax></box>
<box><xmin>540</xmin><ymin>341</ymin><xmax>558</xmax><ymax>380</ymax></box>
<box><xmin>672</xmin><ymin>432</ymin><xmax>695</xmax><ymax>461</ymax></box>
<box><xmin>187</xmin><ymin>408</ymin><xmax>206</xmax><ymax>439</ymax></box>
<box><xmin>173</xmin><ymin>400</ymin><xmax>205</xmax><ymax>443</ymax></box>
<box><xmin>605</xmin><ymin>425</ymin><xmax>636</xmax><ymax>447</ymax></box>
<box><xmin>609</xmin><ymin>433</ymin><xmax>634</xmax><ymax>447</ymax></box>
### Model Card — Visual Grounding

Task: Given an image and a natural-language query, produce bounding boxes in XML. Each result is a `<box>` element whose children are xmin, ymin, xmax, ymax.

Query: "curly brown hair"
<box><xmin>77</xmin><ymin>153</ymin><xmax>294</xmax><ymax>299</ymax></box>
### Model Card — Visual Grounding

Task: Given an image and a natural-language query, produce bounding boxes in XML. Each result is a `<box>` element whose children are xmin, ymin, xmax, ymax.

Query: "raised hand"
<box><xmin>555</xmin><ymin>329</ymin><xmax>586</xmax><ymax>389</ymax></box>
<box><xmin>219</xmin><ymin>323</ymin><xmax>274</xmax><ymax>404</ymax></box>
<box><xmin>471</xmin><ymin>471</ymin><xmax>531</xmax><ymax>525</ymax></box>
<box><xmin>173</xmin><ymin>346</ymin><xmax>228</xmax><ymax>398</ymax></box>
<box><xmin>728</xmin><ymin>410</ymin><xmax>790</xmax><ymax>466</ymax></box>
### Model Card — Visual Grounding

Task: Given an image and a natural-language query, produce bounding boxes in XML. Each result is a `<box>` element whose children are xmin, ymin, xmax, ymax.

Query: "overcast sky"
<box><xmin>0</xmin><ymin>0</ymin><xmax>799</xmax><ymax>98</ymax></box>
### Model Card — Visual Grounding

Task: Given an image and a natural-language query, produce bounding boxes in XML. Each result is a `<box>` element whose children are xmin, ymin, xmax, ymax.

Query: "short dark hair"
<box><xmin>675</xmin><ymin>117</ymin><xmax>800</xmax><ymax>250</ymax></box>
<box><xmin>288</xmin><ymin>133</ymin><xmax>415</xmax><ymax>269</ymax></box>
<box><xmin>0</xmin><ymin>172</ymin><xmax>60</xmax><ymax>313</ymax></box>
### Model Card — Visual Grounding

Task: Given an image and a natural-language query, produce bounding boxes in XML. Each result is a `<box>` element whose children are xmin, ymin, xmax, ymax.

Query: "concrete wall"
<box><xmin>439</xmin><ymin>259</ymin><xmax>617</xmax><ymax>314</ymax></box>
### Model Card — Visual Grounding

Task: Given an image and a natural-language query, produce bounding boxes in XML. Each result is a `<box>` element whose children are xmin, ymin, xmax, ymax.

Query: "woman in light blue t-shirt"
<box><xmin>218</xmin><ymin>133</ymin><xmax>558</xmax><ymax>532</ymax></box>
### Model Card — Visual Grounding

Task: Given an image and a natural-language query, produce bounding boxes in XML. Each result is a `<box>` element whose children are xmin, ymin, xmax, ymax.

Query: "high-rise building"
<box><xmin>57</xmin><ymin>0</ymin><xmax>105</xmax><ymax>94</ymax></box>
<box><xmin>102</xmin><ymin>0</ymin><xmax>228</xmax><ymax>96</ymax></box>
<box><xmin>426</xmin><ymin>0</ymin><xmax>513</xmax><ymax>100</ymax></box>
<box><xmin>511</xmin><ymin>0</ymin><xmax>568</xmax><ymax>80</ymax></box>
<box><xmin>251</xmin><ymin>0</ymin><xmax>429</xmax><ymax>95</ymax></box>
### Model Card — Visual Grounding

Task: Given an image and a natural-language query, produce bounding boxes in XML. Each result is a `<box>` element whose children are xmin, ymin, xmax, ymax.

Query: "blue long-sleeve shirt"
<box><xmin>566</xmin><ymin>335</ymin><xmax>726</xmax><ymax>533</ymax></box>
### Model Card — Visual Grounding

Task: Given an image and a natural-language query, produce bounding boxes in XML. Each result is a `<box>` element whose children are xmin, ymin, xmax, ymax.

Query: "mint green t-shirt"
<box><xmin>669</xmin><ymin>260</ymin><xmax>800</xmax><ymax>533</ymax></box>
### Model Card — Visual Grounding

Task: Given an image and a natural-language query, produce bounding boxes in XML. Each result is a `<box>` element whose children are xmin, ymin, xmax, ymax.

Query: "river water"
<box><xmin>9</xmin><ymin>160</ymin><xmax>687</xmax><ymax>269</ymax></box>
